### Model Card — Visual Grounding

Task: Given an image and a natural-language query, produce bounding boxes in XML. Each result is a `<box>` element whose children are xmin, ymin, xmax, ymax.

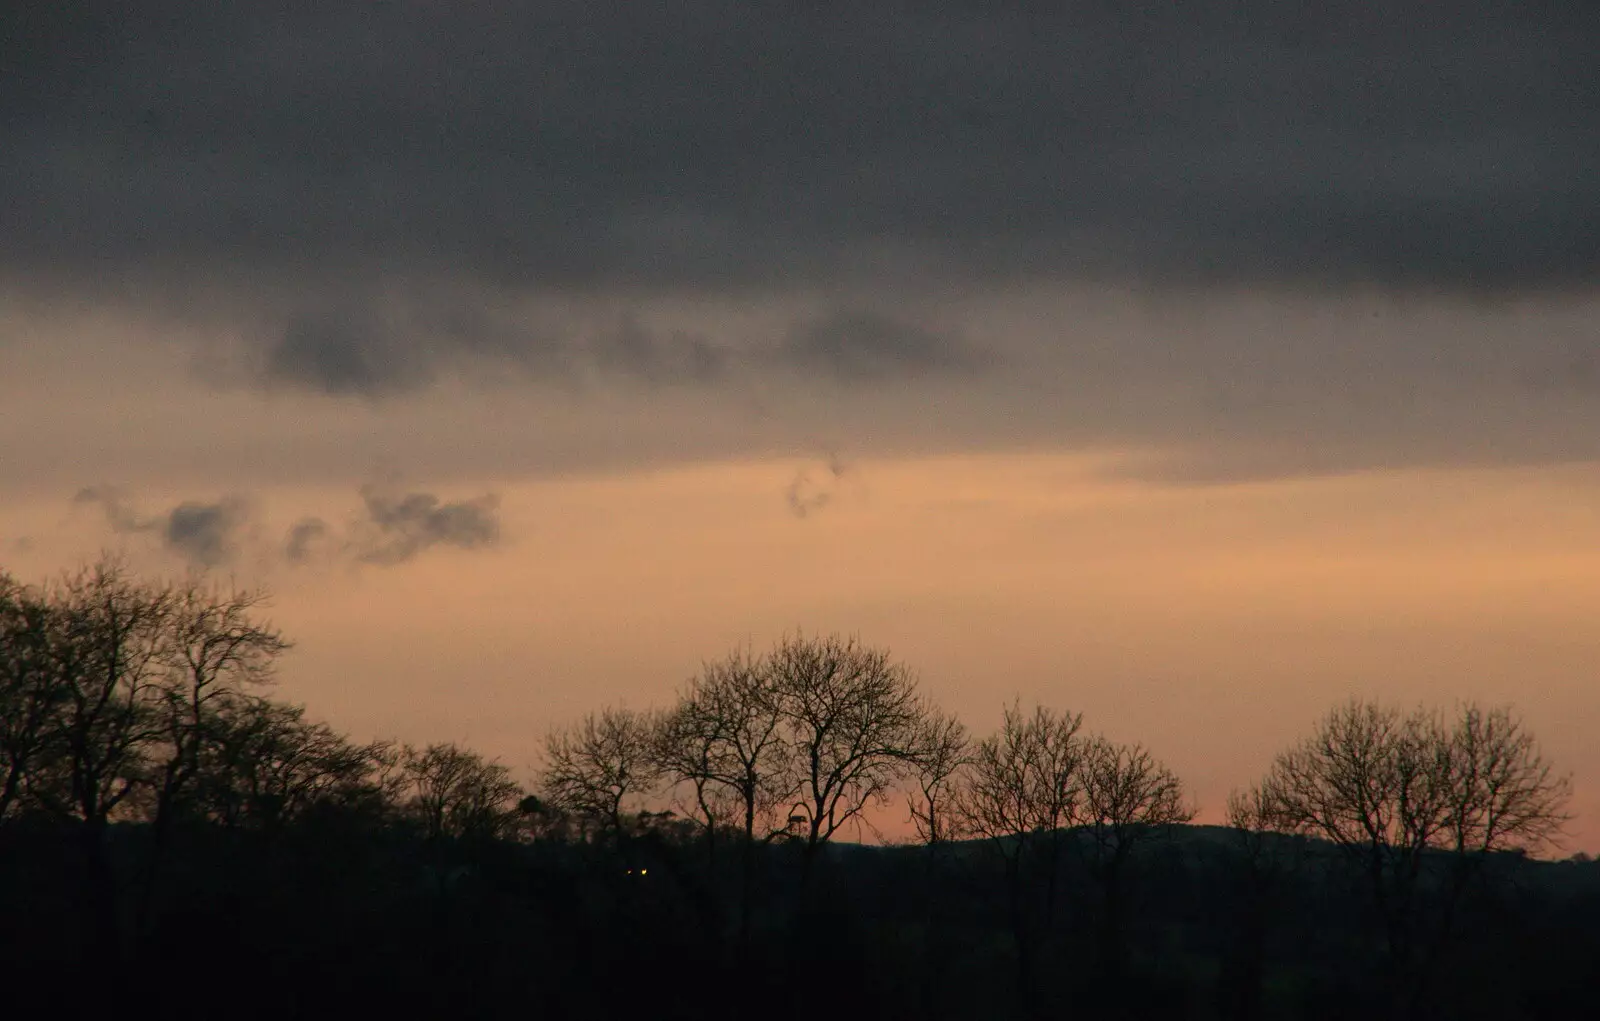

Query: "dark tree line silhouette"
<box><xmin>1</xmin><ymin>558</ymin><xmax>1592</xmax><ymax>1021</ymax></box>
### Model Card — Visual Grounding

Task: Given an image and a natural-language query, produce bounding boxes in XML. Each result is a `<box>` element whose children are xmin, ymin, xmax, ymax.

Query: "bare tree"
<box><xmin>1220</xmin><ymin>785</ymin><xmax>1305</xmax><ymax>1021</ymax></box>
<box><xmin>28</xmin><ymin>560</ymin><xmax>174</xmax><ymax>830</ymax></box>
<box><xmin>1078</xmin><ymin>736</ymin><xmax>1193</xmax><ymax>980</ymax></box>
<box><xmin>953</xmin><ymin>700</ymin><xmax>1086</xmax><ymax>1002</ymax></box>
<box><xmin>766</xmin><ymin>633</ymin><xmax>925</xmax><ymax>872</ymax></box>
<box><xmin>1</xmin><ymin>563</ymin><xmax>290</xmax><ymax>836</ymax></box>
<box><xmin>4</xmin><ymin>559</ymin><xmax>175</xmax><ymax>959</ymax></box>
<box><xmin>1080</xmin><ymin>737</ymin><xmax>1193</xmax><ymax>875</ymax></box>
<box><xmin>194</xmin><ymin>697</ymin><xmax>380</xmax><ymax>831</ymax></box>
<box><xmin>956</xmin><ymin>701</ymin><xmax>1086</xmax><ymax>906</ymax></box>
<box><xmin>147</xmin><ymin>580</ymin><xmax>290</xmax><ymax>842</ymax></box>
<box><xmin>1439</xmin><ymin>703</ymin><xmax>1571</xmax><ymax>858</ymax></box>
<box><xmin>399</xmin><ymin>742</ymin><xmax>523</xmax><ymax>842</ymax></box>
<box><xmin>655</xmin><ymin>649</ymin><xmax>794</xmax><ymax>857</ymax></box>
<box><xmin>655</xmin><ymin>647</ymin><xmax>799</xmax><ymax>946</ymax></box>
<box><xmin>654</xmin><ymin>695</ymin><xmax>742</xmax><ymax>857</ymax></box>
<box><xmin>1255</xmin><ymin>698</ymin><xmax>1571</xmax><ymax>1016</ymax></box>
<box><xmin>0</xmin><ymin>574</ymin><xmax>65</xmax><ymax>823</ymax></box>
<box><xmin>907</xmin><ymin>705</ymin><xmax>969</xmax><ymax>847</ymax></box>
<box><xmin>1225</xmin><ymin>785</ymin><xmax>1282</xmax><ymax>872</ymax></box>
<box><xmin>903</xmin><ymin>703</ymin><xmax>972</xmax><ymax>1020</ymax></box>
<box><xmin>539</xmin><ymin>706</ymin><xmax>663</xmax><ymax>838</ymax></box>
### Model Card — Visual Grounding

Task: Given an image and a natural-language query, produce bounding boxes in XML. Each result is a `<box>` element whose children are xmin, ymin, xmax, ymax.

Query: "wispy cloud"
<box><xmin>785</xmin><ymin>453</ymin><xmax>850</xmax><ymax>519</ymax></box>
<box><xmin>72</xmin><ymin>484</ymin><xmax>502</xmax><ymax>569</ymax></box>
<box><xmin>352</xmin><ymin>486</ymin><xmax>502</xmax><ymax>565</ymax></box>
<box><xmin>74</xmin><ymin>487</ymin><xmax>249</xmax><ymax>566</ymax></box>
<box><xmin>778</xmin><ymin>310</ymin><xmax>989</xmax><ymax>384</ymax></box>
<box><xmin>283</xmin><ymin>517</ymin><xmax>330</xmax><ymax>565</ymax></box>
<box><xmin>72</xmin><ymin>486</ymin><xmax>154</xmax><ymax>535</ymax></box>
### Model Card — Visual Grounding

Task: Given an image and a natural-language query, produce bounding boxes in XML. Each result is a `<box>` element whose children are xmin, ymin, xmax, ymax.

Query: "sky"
<box><xmin>3</xmin><ymin>2</ymin><xmax>1598</xmax><ymax>848</ymax></box>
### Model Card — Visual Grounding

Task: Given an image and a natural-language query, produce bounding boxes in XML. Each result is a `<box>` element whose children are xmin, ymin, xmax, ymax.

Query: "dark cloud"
<box><xmin>779</xmin><ymin>310</ymin><xmax>988</xmax><ymax>383</ymax></box>
<box><xmin>785</xmin><ymin>453</ymin><xmax>849</xmax><ymax>519</ymax></box>
<box><xmin>73</xmin><ymin>487</ymin><xmax>248</xmax><ymax>565</ymax></box>
<box><xmin>250</xmin><ymin>293</ymin><xmax>568</xmax><ymax>396</ymax></box>
<box><xmin>5</xmin><ymin>2</ymin><xmax>1595</xmax><ymax>294</ymax></box>
<box><xmin>72</xmin><ymin>486</ymin><xmax>153</xmax><ymax>534</ymax></box>
<box><xmin>264</xmin><ymin>312</ymin><xmax>425</xmax><ymax>398</ymax></box>
<box><xmin>591</xmin><ymin>317</ymin><xmax>730</xmax><ymax>386</ymax></box>
<box><xmin>243</xmin><ymin>290</ymin><xmax>746</xmax><ymax>395</ymax></box>
<box><xmin>355</xmin><ymin>486</ymin><xmax>501</xmax><ymax>565</ymax></box>
<box><xmin>251</xmin><ymin>295</ymin><xmax>966</xmax><ymax>396</ymax></box>
<box><xmin>7</xmin><ymin>4</ymin><xmax>1600</xmax><ymax>481</ymax></box>
<box><xmin>72</xmin><ymin>484</ymin><xmax>502</xmax><ymax>566</ymax></box>
<box><xmin>283</xmin><ymin>517</ymin><xmax>330</xmax><ymax>565</ymax></box>
<box><xmin>163</xmin><ymin>499</ymin><xmax>248</xmax><ymax>566</ymax></box>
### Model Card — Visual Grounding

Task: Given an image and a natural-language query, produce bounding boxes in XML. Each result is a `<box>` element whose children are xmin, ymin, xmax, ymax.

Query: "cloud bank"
<box><xmin>6</xmin><ymin>3</ymin><xmax>1594</xmax><ymax>293</ymax></box>
<box><xmin>3</xmin><ymin>3</ymin><xmax>1597</xmax><ymax>486</ymax></box>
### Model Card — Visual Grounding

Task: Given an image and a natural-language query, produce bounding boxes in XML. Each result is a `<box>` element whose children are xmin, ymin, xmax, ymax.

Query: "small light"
<box><xmin>640</xmin><ymin>869</ymin><xmax>648</xmax><ymax>876</ymax></box>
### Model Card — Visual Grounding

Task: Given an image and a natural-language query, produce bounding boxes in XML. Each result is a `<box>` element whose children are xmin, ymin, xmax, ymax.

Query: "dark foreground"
<box><xmin>3</xmin><ymin>817</ymin><xmax>1597</xmax><ymax>1021</ymax></box>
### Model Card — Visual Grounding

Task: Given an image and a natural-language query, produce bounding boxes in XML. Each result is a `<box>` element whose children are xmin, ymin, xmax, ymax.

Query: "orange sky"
<box><xmin>4</xmin><ymin>5</ymin><xmax>1597</xmax><ymax>861</ymax></box>
<box><xmin>6</xmin><ymin>451</ymin><xmax>1595</xmax><ymax>851</ymax></box>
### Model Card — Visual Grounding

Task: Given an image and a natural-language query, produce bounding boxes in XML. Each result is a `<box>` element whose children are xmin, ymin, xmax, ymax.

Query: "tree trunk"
<box><xmin>79</xmin><ymin>817</ymin><xmax>122</xmax><ymax>987</ymax></box>
<box><xmin>1005</xmin><ymin>854</ymin><xmax>1036</xmax><ymax>1016</ymax></box>
<box><xmin>740</xmin><ymin>793</ymin><xmax>756</xmax><ymax>948</ymax></box>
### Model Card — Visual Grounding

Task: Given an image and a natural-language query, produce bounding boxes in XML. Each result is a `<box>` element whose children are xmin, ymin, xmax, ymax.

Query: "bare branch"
<box><xmin>766</xmin><ymin>633</ymin><xmax>925</xmax><ymax>860</ymax></box>
<box><xmin>907</xmin><ymin>705</ymin><xmax>970</xmax><ymax>846</ymax></box>
<box><xmin>539</xmin><ymin>706</ymin><xmax>663</xmax><ymax>839</ymax></box>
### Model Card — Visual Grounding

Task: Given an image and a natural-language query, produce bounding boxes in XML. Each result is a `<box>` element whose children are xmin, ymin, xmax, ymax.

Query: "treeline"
<box><xmin>1</xmin><ymin>559</ymin><xmax>1594</xmax><ymax>1021</ymax></box>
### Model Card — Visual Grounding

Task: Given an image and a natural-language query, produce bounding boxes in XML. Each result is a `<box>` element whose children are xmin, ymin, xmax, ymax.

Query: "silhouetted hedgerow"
<box><xmin>2</xmin><ymin>560</ymin><xmax>1593</xmax><ymax>1020</ymax></box>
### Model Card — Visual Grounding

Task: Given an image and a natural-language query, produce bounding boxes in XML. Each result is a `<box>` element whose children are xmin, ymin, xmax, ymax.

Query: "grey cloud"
<box><xmin>255</xmin><ymin>295</ymin><xmax>566</xmax><ymax>396</ymax></box>
<box><xmin>4</xmin><ymin>2</ymin><xmax>1595</xmax><ymax>295</ymax></box>
<box><xmin>264</xmin><ymin>312</ymin><xmax>426</xmax><ymax>397</ymax></box>
<box><xmin>252</xmin><ymin>293</ymin><xmax>741</xmax><ymax>396</ymax></box>
<box><xmin>591</xmin><ymin>317</ymin><xmax>730</xmax><ymax>386</ymax></box>
<box><xmin>254</xmin><ymin>295</ymin><xmax>967</xmax><ymax>396</ymax></box>
<box><xmin>163</xmin><ymin>499</ymin><xmax>248</xmax><ymax>566</ymax></box>
<box><xmin>283</xmin><ymin>517</ymin><xmax>329</xmax><ymax>565</ymax></box>
<box><xmin>73</xmin><ymin>486</ymin><xmax>155</xmax><ymax>534</ymax></box>
<box><xmin>70</xmin><ymin>484</ymin><xmax>497</xmax><ymax>566</ymax></box>
<box><xmin>8</xmin><ymin>3</ymin><xmax>1600</xmax><ymax>483</ymax></box>
<box><xmin>785</xmin><ymin>453</ymin><xmax>849</xmax><ymax>519</ymax></box>
<box><xmin>779</xmin><ymin>310</ymin><xmax>989</xmax><ymax>384</ymax></box>
<box><xmin>74</xmin><ymin>487</ymin><xmax>248</xmax><ymax>565</ymax></box>
<box><xmin>355</xmin><ymin>486</ymin><xmax>501</xmax><ymax>565</ymax></box>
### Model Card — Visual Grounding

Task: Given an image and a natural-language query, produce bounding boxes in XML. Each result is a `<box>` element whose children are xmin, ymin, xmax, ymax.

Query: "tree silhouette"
<box><xmin>0</xmin><ymin>573</ymin><xmax>65</xmax><ymax>823</ymax></box>
<box><xmin>907</xmin><ymin>706</ymin><xmax>969</xmax><ymax>847</ymax></box>
<box><xmin>1252</xmin><ymin>698</ymin><xmax>1572</xmax><ymax>1017</ymax></box>
<box><xmin>148</xmin><ymin>581</ymin><xmax>289</xmax><ymax>825</ymax></box>
<box><xmin>5</xmin><ymin>557</ymin><xmax>1595</xmax><ymax>1020</ymax></box>
<box><xmin>954</xmin><ymin>700</ymin><xmax>1087</xmax><ymax>1006</ymax></box>
<box><xmin>655</xmin><ymin>649</ymin><xmax>792</xmax><ymax>859</ymax></box>
<box><xmin>1218</xmin><ymin>785</ymin><xmax>1311</xmax><ymax>1021</ymax></box>
<box><xmin>27</xmin><ymin>560</ymin><xmax>172</xmax><ymax>830</ymax></box>
<box><xmin>1078</xmin><ymin>736</ymin><xmax>1193</xmax><ymax>983</ymax></box>
<box><xmin>655</xmin><ymin>648</ymin><xmax>797</xmax><ymax>946</ymax></box>
<box><xmin>399</xmin><ymin>741</ymin><xmax>523</xmax><ymax>842</ymax></box>
<box><xmin>765</xmin><ymin>633</ymin><xmax>925</xmax><ymax>875</ymax></box>
<box><xmin>140</xmin><ymin>580</ymin><xmax>290</xmax><ymax>925</ymax></box>
<box><xmin>539</xmin><ymin>706</ymin><xmax>662</xmax><ymax>839</ymax></box>
<box><xmin>191</xmin><ymin>696</ymin><xmax>379</xmax><ymax>831</ymax></box>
